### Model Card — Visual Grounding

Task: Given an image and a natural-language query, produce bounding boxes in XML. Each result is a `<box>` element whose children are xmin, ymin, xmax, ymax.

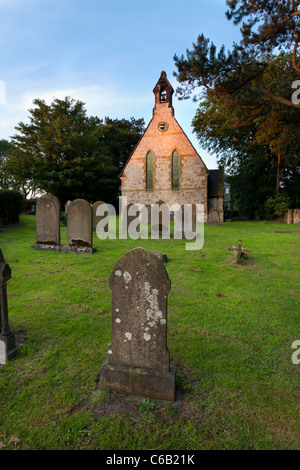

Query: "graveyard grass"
<box><xmin>0</xmin><ymin>215</ymin><xmax>299</xmax><ymax>450</ymax></box>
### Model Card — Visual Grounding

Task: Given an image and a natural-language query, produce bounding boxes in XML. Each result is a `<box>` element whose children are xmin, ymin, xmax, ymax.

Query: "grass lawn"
<box><xmin>0</xmin><ymin>215</ymin><xmax>299</xmax><ymax>450</ymax></box>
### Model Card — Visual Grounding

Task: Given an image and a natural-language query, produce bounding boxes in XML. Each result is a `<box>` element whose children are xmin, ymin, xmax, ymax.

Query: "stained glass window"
<box><xmin>172</xmin><ymin>150</ymin><xmax>180</xmax><ymax>189</ymax></box>
<box><xmin>146</xmin><ymin>151</ymin><xmax>153</xmax><ymax>190</ymax></box>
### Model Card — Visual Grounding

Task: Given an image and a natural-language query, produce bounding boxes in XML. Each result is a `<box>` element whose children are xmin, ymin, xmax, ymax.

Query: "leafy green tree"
<box><xmin>191</xmin><ymin>53</ymin><xmax>300</xmax><ymax>197</ymax></box>
<box><xmin>10</xmin><ymin>97</ymin><xmax>144</xmax><ymax>206</ymax></box>
<box><xmin>0</xmin><ymin>139</ymin><xmax>13</xmax><ymax>189</ymax></box>
<box><xmin>173</xmin><ymin>2</ymin><xmax>300</xmax><ymax>213</ymax></box>
<box><xmin>98</xmin><ymin>116</ymin><xmax>145</xmax><ymax>171</ymax></box>
<box><xmin>0</xmin><ymin>140</ymin><xmax>36</xmax><ymax>197</ymax></box>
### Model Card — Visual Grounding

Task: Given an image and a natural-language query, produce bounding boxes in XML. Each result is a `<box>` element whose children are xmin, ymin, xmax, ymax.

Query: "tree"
<box><xmin>225</xmin><ymin>1</ymin><xmax>300</xmax><ymax>69</ymax></box>
<box><xmin>191</xmin><ymin>54</ymin><xmax>300</xmax><ymax>212</ymax></box>
<box><xmin>0</xmin><ymin>139</ymin><xmax>13</xmax><ymax>189</ymax></box>
<box><xmin>98</xmin><ymin>116</ymin><xmax>145</xmax><ymax>171</ymax></box>
<box><xmin>191</xmin><ymin>53</ymin><xmax>300</xmax><ymax>197</ymax></box>
<box><xmin>174</xmin><ymin>1</ymin><xmax>300</xmax><ymax>109</ymax></box>
<box><xmin>92</xmin><ymin>116</ymin><xmax>145</xmax><ymax>207</ymax></box>
<box><xmin>0</xmin><ymin>140</ymin><xmax>36</xmax><ymax>197</ymax></box>
<box><xmin>10</xmin><ymin>97</ymin><xmax>144</xmax><ymax>206</ymax></box>
<box><xmin>173</xmin><ymin>3</ymin><xmax>300</xmax><ymax>213</ymax></box>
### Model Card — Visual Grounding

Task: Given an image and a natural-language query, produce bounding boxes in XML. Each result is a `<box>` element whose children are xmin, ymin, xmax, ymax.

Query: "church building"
<box><xmin>120</xmin><ymin>71</ymin><xmax>223</xmax><ymax>223</ymax></box>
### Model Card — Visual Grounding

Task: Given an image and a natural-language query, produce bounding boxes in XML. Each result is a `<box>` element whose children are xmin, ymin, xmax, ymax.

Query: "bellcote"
<box><xmin>153</xmin><ymin>71</ymin><xmax>174</xmax><ymax>111</ymax></box>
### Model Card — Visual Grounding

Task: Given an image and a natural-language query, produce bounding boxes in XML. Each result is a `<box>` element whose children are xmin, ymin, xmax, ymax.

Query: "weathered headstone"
<box><xmin>92</xmin><ymin>201</ymin><xmax>108</xmax><ymax>233</ymax></box>
<box><xmin>31</xmin><ymin>194</ymin><xmax>61</xmax><ymax>251</ymax></box>
<box><xmin>208</xmin><ymin>209</ymin><xmax>220</xmax><ymax>225</ymax></box>
<box><xmin>286</xmin><ymin>209</ymin><xmax>294</xmax><ymax>224</ymax></box>
<box><xmin>65</xmin><ymin>200</ymin><xmax>71</xmax><ymax>214</ymax></box>
<box><xmin>0</xmin><ymin>249</ymin><xmax>19</xmax><ymax>364</ymax></box>
<box><xmin>62</xmin><ymin>199</ymin><xmax>96</xmax><ymax>253</ymax></box>
<box><xmin>284</xmin><ymin>208</ymin><xmax>300</xmax><ymax>224</ymax></box>
<box><xmin>294</xmin><ymin>209</ymin><xmax>300</xmax><ymax>224</ymax></box>
<box><xmin>99</xmin><ymin>247</ymin><xmax>176</xmax><ymax>401</ymax></box>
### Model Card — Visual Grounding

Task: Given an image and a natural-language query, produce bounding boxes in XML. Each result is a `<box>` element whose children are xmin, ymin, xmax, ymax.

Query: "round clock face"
<box><xmin>157</xmin><ymin>121</ymin><xmax>169</xmax><ymax>132</ymax></box>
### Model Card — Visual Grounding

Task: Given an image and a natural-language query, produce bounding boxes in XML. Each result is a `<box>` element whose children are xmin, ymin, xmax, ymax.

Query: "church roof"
<box><xmin>119</xmin><ymin>71</ymin><xmax>208</xmax><ymax>178</ymax></box>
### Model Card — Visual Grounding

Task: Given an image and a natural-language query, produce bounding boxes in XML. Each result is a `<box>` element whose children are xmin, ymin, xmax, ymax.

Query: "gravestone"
<box><xmin>0</xmin><ymin>249</ymin><xmax>19</xmax><ymax>364</ymax></box>
<box><xmin>286</xmin><ymin>209</ymin><xmax>294</xmax><ymax>224</ymax></box>
<box><xmin>294</xmin><ymin>209</ymin><xmax>300</xmax><ymax>224</ymax></box>
<box><xmin>31</xmin><ymin>194</ymin><xmax>61</xmax><ymax>251</ymax></box>
<box><xmin>285</xmin><ymin>209</ymin><xmax>300</xmax><ymax>224</ymax></box>
<box><xmin>62</xmin><ymin>199</ymin><xmax>95</xmax><ymax>253</ymax></box>
<box><xmin>208</xmin><ymin>209</ymin><xmax>220</xmax><ymax>225</ymax></box>
<box><xmin>99</xmin><ymin>247</ymin><xmax>176</xmax><ymax>401</ymax></box>
<box><xmin>92</xmin><ymin>201</ymin><xmax>108</xmax><ymax>233</ymax></box>
<box><xmin>65</xmin><ymin>200</ymin><xmax>71</xmax><ymax>214</ymax></box>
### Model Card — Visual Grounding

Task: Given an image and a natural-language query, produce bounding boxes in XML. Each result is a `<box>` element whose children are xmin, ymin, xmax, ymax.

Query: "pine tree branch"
<box><xmin>257</xmin><ymin>71</ymin><xmax>300</xmax><ymax>108</ymax></box>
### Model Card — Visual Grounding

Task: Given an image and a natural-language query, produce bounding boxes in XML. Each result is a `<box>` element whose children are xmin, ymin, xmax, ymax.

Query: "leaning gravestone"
<box><xmin>99</xmin><ymin>247</ymin><xmax>176</xmax><ymax>402</ymax></box>
<box><xmin>62</xmin><ymin>199</ymin><xmax>95</xmax><ymax>253</ymax></box>
<box><xmin>31</xmin><ymin>194</ymin><xmax>61</xmax><ymax>251</ymax></box>
<box><xmin>0</xmin><ymin>249</ymin><xmax>20</xmax><ymax>364</ymax></box>
<box><xmin>208</xmin><ymin>209</ymin><xmax>220</xmax><ymax>225</ymax></box>
<box><xmin>92</xmin><ymin>201</ymin><xmax>108</xmax><ymax>233</ymax></box>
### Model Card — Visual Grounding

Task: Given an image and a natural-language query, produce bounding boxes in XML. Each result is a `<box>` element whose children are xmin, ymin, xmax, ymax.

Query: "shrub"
<box><xmin>0</xmin><ymin>190</ymin><xmax>24</xmax><ymax>225</ymax></box>
<box><xmin>264</xmin><ymin>195</ymin><xmax>290</xmax><ymax>220</ymax></box>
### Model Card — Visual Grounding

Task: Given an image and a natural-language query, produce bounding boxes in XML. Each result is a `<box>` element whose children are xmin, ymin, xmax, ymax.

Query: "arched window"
<box><xmin>172</xmin><ymin>150</ymin><xmax>180</xmax><ymax>189</ymax></box>
<box><xmin>146</xmin><ymin>151</ymin><xmax>154</xmax><ymax>190</ymax></box>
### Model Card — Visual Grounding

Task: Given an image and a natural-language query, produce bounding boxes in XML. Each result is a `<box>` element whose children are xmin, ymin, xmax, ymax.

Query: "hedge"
<box><xmin>0</xmin><ymin>190</ymin><xmax>24</xmax><ymax>225</ymax></box>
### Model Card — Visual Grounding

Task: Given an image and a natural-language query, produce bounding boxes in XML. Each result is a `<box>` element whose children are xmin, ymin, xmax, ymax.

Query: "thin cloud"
<box><xmin>22</xmin><ymin>83</ymin><xmax>152</xmax><ymax>117</ymax></box>
<box><xmin>0</xmin><ymin>82</ymin><xmax>152</xmax><ymax>139</ymax></box>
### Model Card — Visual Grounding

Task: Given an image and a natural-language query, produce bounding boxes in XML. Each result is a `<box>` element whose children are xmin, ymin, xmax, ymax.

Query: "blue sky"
<box><xmin>0</xmin><ymin>0</ymin><xmax>241</xmax><ymax>168</ymax></box>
